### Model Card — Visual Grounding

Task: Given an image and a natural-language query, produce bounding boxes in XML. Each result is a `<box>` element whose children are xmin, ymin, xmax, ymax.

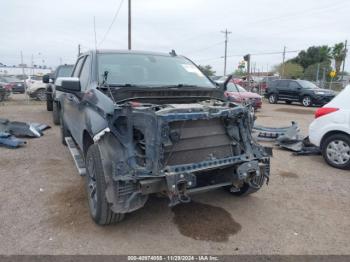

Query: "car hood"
<box><xmin>312</xmin><ymin>88</ymin><xmax>335</xmax><ymax>95</ymax></box>
<box><xmin>226</xmin><ymin>91</ymin><xmax>261</xmax><ymax>99</ymax></box>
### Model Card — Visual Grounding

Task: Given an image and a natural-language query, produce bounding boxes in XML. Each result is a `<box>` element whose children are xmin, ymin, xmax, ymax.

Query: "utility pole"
<box><xmin>128</xmin><ymin>0</ymin><xmax>132</xmax><ymax>50</ymax></box>
<box><xmin>221</xmin><ymin>29</ymin><xmax>231</xmax><ymax>75</ymax></box>
<box><xmin>78</xmin><ymin>44</ymin><xmax>81</xmax><ymax>57</ymax></box>
<box><xmin>316</xmin><ymin>63</ymin><xmax>320</xmax><ymax>83</ymax></box>
<box><xmin>93</xmin><ymin>16</ymin><xmax>97</xmax><ymax>50</ymax></box>
<box><xmin>281</xmin><ymin>46</ymin><xmax>286</xmax><ymax>78</ymax></box>
<box><xmin>341</xmin><ymin>39</ymin><xmax>347</xmax><ymax>82</ymax></box>
<box><xmin>322</xmin><ymin>67</ymin><xmax>326</xmax><ymax>88</ymax></box>
<box><xmin>21</xmin><ymin>51</ymin><xmax>29</xmax><ymax>103</ymax></box>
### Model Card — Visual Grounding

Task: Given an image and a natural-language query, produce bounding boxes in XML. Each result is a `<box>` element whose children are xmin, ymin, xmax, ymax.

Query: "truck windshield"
<box><xmin>97</xmin><ymin>53</ymin><xmax>215</xmax><ymax>88</ymax></box>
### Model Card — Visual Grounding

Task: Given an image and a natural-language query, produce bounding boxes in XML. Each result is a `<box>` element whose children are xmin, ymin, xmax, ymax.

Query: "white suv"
<box><xmin>309</xmin><ymin>85</ymin><xmax>350</xmax><ymax>169</ymax></box>
<box><xmin>25</xmin><ymin>75</ymin><xmax>47</xmax><ymax>101</ymax></box>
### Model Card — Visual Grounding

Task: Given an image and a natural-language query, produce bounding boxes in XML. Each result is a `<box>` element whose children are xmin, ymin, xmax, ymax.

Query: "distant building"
<box><xmin>0</xmin><ymin>66</ymin><xmax>52</xmax><ymax>76</ymax></box>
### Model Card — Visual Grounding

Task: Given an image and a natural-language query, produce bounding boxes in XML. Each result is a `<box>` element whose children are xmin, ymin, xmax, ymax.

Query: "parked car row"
<box><xmin>0</xmin><ymin>76</ymin><xmax>26</xmax><ymax>94</ymax></box>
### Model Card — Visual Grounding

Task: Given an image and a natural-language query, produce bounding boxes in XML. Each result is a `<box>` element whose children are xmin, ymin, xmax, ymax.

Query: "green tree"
<box><xmin>198</xmin><ymin>65</ymin><xmax>216</xmax><ymax>77</ymax></box>
<box><xmin>275</xmin><ymin>62</ymin><xmax>303</xmax><ymax>79</ymax></box>
<box><xmin>332</xmin><ymin>42</ymin><xmax>346</xmax><ymax>75</ymax></box>
<box><xmin>289</xmin><ymin>45</ymin><xmax>332</xmax><ymax>70</ymax></box>
<box><xmin>233</xmin><ymin>69</ymin><xmax>245</xmax><ymax>77</ymax></box>
<box><xmin>303</xmin><ymin>62</ymin><xmax>332</xmax><ymax>81</ymax></box>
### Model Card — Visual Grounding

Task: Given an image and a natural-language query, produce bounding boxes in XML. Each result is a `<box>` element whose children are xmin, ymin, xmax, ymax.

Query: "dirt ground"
<box><xmin>0</xmin><ymin>95</ymin><xmax>349</xmax><ymax>255</ymax></box>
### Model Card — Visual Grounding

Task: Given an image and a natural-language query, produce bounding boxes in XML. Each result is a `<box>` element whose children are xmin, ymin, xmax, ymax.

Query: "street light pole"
<box><xmin>128</xmin><ymin>0</ymin><xmax>131</xmax><ymax>50</ymax></box>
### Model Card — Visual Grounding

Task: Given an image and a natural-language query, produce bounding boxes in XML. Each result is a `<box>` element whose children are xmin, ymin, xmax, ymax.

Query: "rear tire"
<box><xmin>85</xmin><ymin>144</ymin><xmax>125</xmax><ymax>225</ymax></box>
<box><xmin>322</xmin><ymin>133</ymin><xmax>350</xmax><ymax>170</ymax></box>
<box><xmin>46</xmin><ymin>99</ymin><xmax>53</xmax><ymax>111</ymax></box>
<box><xmin>52</xmin><ymin>102</ymin><xmax>60</xmax><ymax>125</ymax></box>
<box><xmin>268</xmin><ymin>93</ymin><xmax>277</xmax><ymax>104</ymax></box>
<box><xmin>286</xmin><ymin>101</ymin><xmax>292</xmax><ymax>104</ymax></box>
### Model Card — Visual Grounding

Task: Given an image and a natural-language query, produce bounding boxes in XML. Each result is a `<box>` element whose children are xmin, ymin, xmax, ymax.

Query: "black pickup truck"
<box><xmin>56</xmin><ymin>50</ymin><xmax>271</xmax><ymax>225</ymax></box>
<box><xmin>43</xmin><ymin>64</ymin><xmax>74</xmax><ymax>124</ymax></box>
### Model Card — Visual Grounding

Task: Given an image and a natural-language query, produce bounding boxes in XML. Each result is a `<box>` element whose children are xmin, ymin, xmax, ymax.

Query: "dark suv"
<box><xmin>265</xmin><ymin>79</ymin><xmax>336</xmax><ymax>107</ymax></box>
<box><xmin>56</xmin><ymin>50</ymin><xmax>271</xmax><ymax>225</ymax></box>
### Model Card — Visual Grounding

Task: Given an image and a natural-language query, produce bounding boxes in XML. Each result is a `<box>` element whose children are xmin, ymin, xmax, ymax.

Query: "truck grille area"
<box><xmin>163</xmin><ymin>118</ymin><xmax>234</xmax><ymax>166</ymax></box>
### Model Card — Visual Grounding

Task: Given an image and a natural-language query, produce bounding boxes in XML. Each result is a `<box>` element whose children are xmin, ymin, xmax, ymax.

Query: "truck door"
<box><xmin>63</xmin><ymin>56</ymin><xmax>86</xmax><ymax>143</ymax></box>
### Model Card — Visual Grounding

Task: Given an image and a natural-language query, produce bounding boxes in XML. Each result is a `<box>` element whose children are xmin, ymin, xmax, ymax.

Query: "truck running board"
<box><xmin>65</xmin><ymin>137</ymin><xmax>86</xmax><ymax>176</ymax></box>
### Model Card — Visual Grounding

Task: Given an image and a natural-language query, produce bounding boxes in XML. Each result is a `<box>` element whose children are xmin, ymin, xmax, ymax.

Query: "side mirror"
<box><xmin>42</xmin><ymin>74</ymin><xmax>50</xmax><ymax>83</ymax></box>
<box><xmin>55</xmin><ymin>77</ymin><xmax>81</xmax><ymax>93</ymax></box>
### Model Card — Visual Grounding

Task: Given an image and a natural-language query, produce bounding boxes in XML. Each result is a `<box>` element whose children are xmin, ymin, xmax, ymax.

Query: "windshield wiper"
<box><xmin>160</xmin><ymin>84</ymin><xmax>213</xmax><ymax>89</ymax></box>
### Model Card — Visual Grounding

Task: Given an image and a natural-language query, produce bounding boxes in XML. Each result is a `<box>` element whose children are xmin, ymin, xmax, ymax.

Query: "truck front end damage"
<box><xmin>97</xmin><ymin>100</ymin><xmax>270</xmax><ymax>213</ymax></box>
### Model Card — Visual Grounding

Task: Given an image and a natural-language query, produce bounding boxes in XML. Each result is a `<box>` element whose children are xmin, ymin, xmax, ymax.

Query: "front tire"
<box><xmin>52</xmin><ymin>102</ymin><xmax>60</xmax><ymax>125</ymax></box>
<box><xmin>228</xmin><ymin>182</ymin><xmax>262</xmax><ymax>197</ymax></box>
<box><xmin>268</xmin><ymin>93</ymin><xmax>277</xmax><ymax>104</ymax></box>
<box><xmin>85</xmin><ymin>144</ymin><xmax>125</xmax><ymax>225</ymax></box>
<box><xmin>36</xmin><ymin>89</ymin><xmax>47</xmax><ymax>101</ymax></box>
<box><xmin>322</xmin><ymin>133</ymin><xmax>350</xmax><ymax>170</ymax></box>
<box><xmin>302</xmin><ymin>95</ymin><xmax>312</xmax><ymax>107</ymax></box>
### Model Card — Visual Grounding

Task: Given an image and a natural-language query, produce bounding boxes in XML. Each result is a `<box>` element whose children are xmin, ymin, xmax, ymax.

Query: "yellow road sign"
<box><xmin>329</xmin><ymin>70</ymin><xmax>336</xmax><ymax>78</ymax></box>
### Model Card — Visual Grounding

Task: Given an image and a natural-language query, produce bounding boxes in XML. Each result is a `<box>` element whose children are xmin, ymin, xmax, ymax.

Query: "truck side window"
<box><xmin>79</xmin><ymin>56</ymin><xmax>91</xmax><ymax>90</ymax></box>
<box><xmin>72</xmin><ymin>57</ymin><xmax>85</xmax><ymax>77</ymax></box>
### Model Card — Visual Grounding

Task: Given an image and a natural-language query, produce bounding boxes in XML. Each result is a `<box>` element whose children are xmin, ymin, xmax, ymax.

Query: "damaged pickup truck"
<box><xmin>56</xmin><ymin>50</ymin><xmax>271</xmax><ymax>225</ymax></box>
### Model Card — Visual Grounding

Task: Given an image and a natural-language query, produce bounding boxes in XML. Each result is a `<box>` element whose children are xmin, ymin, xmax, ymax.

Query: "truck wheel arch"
<box><xmin>83</xmin><ymin>130</ymin><xmax>94</xmax><ymax>158</ymax></box>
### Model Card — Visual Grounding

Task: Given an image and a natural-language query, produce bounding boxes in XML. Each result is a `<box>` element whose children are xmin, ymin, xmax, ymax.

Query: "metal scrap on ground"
<box><xmin>0</xmin><ymin>118</ymin><xmax>50</xmax><ymax>148</ymax></box>
<box><xmin>253</xmin><ymin>121</ymin><xmax>320</xmax><ymax>155</ymax></box>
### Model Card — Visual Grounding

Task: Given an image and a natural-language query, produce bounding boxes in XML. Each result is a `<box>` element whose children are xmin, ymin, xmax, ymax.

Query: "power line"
<box><xmin>247</xmin><ymin>0</ymin><xmax>346</xmax><ymax>27</ymax></box>
<box><xmin>183</xmin><ymin>41</ymin><xmax>224</xmax><ymax>55</ymax></box>
<box><xmin>98</xmin><ymin>0</ymin><xmax>125</xmax><ymax>47</ymax></box>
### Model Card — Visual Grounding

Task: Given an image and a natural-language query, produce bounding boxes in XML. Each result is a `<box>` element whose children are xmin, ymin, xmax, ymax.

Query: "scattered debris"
<box><xmin>254</xmin><ymin>122</ymin><xmax>320</xmax><ymax>156</ymax></box>
<box><xmin>0</xmin><ymin>132</ymin><xmax>26</xmax><ymax>148</ymax></box>
<box><xmin>0</xmin><ymin>118</ymin><xmax>50</xmax><ymax>138</ymax></box>
<box><xmin>0</xmin><ymin>118</ymin><xmax>50</xmax><ymax>149</ymax></box>
<box><xmin>253</xmin><ymin>121</ymin><xmax>300</xmax><ymax>141</ymax></box>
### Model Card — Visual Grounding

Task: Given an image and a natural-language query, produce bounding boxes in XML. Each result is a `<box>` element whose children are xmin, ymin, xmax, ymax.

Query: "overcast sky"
<box><xmin>1</xmin><ymin>0</ymin><xmax>349</xmax><ymax>75</ymax></box>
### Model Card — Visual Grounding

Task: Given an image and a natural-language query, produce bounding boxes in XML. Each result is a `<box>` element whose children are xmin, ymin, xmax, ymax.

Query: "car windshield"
<box><xmin>226</xmin><ymin>82</ymin><xmax>246</xmax><ymax>92</ymax></box>
<box><xmin>57</xmin><ymin>66</ymin><xmax>73</xmax><ymax>77</ymax></box>
<box><xmin>97</xmin><ymin>53</ymin><xmax>215</xmax><ymax>88</ymax></box>
<box><xmin>298</xmin><ymin>80</ymin><xmax>319</xmax><ymax>89</ymax></box>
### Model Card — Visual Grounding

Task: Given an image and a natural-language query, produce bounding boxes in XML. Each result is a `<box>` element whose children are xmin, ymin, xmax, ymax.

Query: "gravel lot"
<box><xmin>0</xmin><ymin>95</ymin><xmax>349</xmax><ymax>255</ymax></box>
